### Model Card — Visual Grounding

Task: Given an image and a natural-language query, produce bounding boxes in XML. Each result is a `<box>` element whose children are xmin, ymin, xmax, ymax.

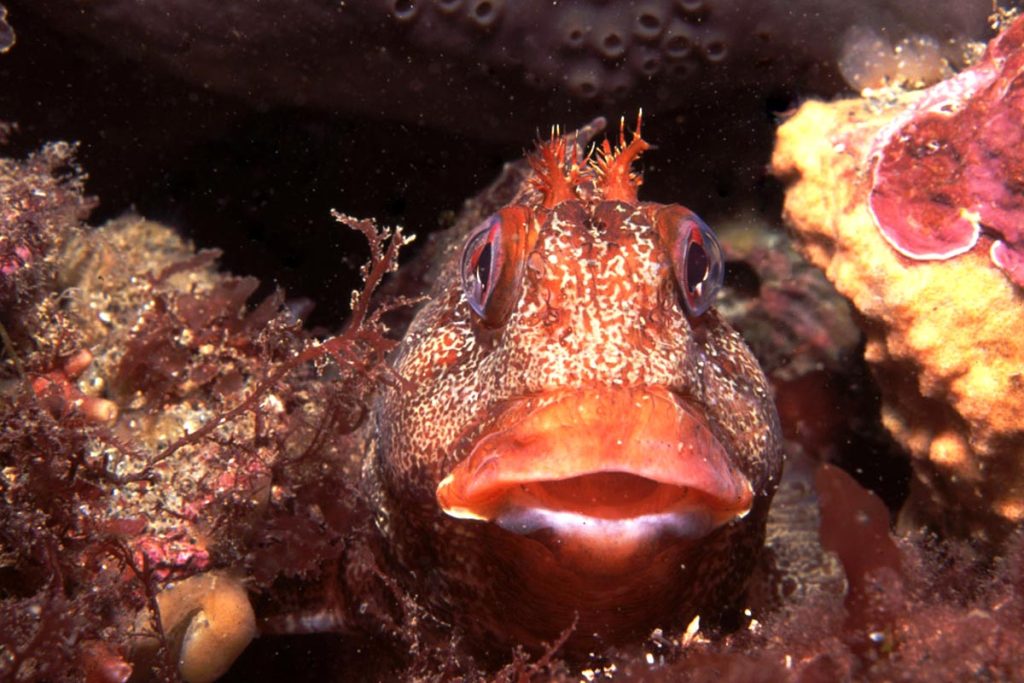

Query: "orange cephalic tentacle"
<box><xmin>529</xmin><ymin>129</ymin><xmax>577</xmax><ymax>208</ymax></box>
<box><xmin>592</xmin><ymin>111</ymin><xmax>649</xmax><ymax>204</ymax></box>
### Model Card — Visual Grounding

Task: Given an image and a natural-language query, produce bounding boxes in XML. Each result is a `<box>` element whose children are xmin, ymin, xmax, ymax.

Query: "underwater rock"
<box><xmin>716</xmin><ymin>222</ymin><xmax>862</xmax><ymax>386</ymax></box>
<box><xmin>10</xmin><ymin>0</ymin><xmax>995</xmax><ymax>138</ymax></box>
<box><xmin>0</xmin><ymin>140</ymin><xmax>402</xmax><ymax>680</ymax></box>
<box><xmin>750</xmin><ymin>453</ymin><xmax>847</xmax><ymax>617</ymax></box>
<box><xmin>714</xmin><ymin>221</ymin><xmax>887</xmax><ymax>477</ymax></box>
<box><xmin>771</xmin><ymin>19</ymin><xmax>1024</xmax><ymax>539</ymax></box>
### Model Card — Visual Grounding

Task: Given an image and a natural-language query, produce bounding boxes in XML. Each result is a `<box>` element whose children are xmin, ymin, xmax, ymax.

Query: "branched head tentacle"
<box><xmin>591</xmin><ymin>110</ymin><xmax>649</xmax><ymax>204</ymax></box>
<box><xmin>529</xmin><ymin>126</ymin><xmax>593</xmax><ymax>208</ymax></box>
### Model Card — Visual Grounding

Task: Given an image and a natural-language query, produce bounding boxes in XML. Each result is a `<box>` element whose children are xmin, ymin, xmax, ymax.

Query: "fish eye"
<box><xmin>672</xmin><ymin>213</ymin><xmax>724</xmax><ymax>317</ymax></box>
<box><xmin>461</xmin><ymin>215</ymin><xmax>503</xmax><ymax>318</ymax></box>
<box><xmin>460</xmin><ymin>209</ymin><xmax>531</xmax><ymax>327</ymax></box>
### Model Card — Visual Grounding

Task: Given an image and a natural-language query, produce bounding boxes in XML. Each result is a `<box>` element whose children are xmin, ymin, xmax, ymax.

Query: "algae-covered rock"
<box><xmin>771</xmin><ymin>31</ymin><xmax>1024</xmax><ymax>538</ymax></box>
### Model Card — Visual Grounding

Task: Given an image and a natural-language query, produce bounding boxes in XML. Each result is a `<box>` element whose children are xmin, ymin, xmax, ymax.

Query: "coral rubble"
<box><xmin>715</xmin><ymin>223</ymin><xmax>867</xmax><ymax>463</ymax></box>
<box><xmin>771</xmin><ymin>18</ymin><xmax>1024</xmax><ymax>538</ymax></box>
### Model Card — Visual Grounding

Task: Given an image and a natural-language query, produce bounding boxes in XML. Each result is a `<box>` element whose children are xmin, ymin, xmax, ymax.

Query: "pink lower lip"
<box><xmin>435</xmin><ymin>387</ymin><xmax>752</xmax><ymax>541</ymax></box>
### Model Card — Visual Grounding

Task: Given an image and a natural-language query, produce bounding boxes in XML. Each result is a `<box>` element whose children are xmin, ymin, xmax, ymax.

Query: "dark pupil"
<box><xmin>686</xmin><ymin>242</ymin><xmax>708</xmax><ymax>292</ymax></box>
<box><xmin>475</xmin><ymin>242</ymin><xmax>492</xmax><ymax>292</ymax></box>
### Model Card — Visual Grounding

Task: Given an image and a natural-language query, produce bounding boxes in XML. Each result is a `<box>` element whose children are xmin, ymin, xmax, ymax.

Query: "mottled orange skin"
<box><xmin>365</xmin><ymin>120</ymin><xmax>782</xmax><ymax>654</ymax></box>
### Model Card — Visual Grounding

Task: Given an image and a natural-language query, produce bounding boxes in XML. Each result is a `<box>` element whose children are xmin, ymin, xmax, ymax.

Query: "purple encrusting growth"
<box><xmin>868</xmin><ymin>15</ymin><xmax>1024</xmax><ymax>288</ymax></box>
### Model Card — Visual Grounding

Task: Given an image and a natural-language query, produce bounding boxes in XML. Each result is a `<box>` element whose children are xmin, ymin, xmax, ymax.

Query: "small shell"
<box><xmin>156</xmin><ymin>572</ymin><xmax>257</xmax><ymax>683</ymax></box>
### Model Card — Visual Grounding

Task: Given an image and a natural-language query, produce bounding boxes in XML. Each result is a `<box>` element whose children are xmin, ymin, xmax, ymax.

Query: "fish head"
<box><xmin>371</xmin><ymin>117</ymin><xmax>783</xmax><ymax>648</ymax></box>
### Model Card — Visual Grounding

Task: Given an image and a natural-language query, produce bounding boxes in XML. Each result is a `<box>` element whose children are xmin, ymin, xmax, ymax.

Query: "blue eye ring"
<box><xmin>459</xmin><ymin>207</ymin><xmax>532</xmax><ymax>327</ymax></box>
<box><xmin>670</xmin><ymin>212</ymin><xmax>724</xmax><ymax>317</ymax></box>
<box><xmin>461</xmin><ymin>215</ymin><xmax>503</xmax><ymax>318</ymax></box>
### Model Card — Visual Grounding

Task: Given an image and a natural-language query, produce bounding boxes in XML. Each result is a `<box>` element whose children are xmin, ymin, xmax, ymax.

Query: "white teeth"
<box><xmin>494</xmin><ymin>508</ymin><xmax>717</xmax><ymax>541</ymax></box>
<box><xmin>442</xmin><ymin>506</ymin><xmax>490</xmax><ymax>521</ymax></box>
<box><xmin>437</xmin><ymin>473</ymin><xmax>490</xmax><ymax>520</ymax></box>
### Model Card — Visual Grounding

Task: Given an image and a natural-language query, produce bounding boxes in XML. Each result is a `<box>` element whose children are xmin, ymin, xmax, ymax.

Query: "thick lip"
<box><xmin>436</xmin><ymin>387</ymin><xmax>753</xmax><ymax>544</ymax></box>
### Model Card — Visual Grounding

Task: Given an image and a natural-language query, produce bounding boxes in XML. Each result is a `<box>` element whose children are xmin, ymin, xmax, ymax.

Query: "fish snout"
<box><xmin>436</xmin><ymin>387</ymin><xmax>752</xmax><ymax>575</ymax></box>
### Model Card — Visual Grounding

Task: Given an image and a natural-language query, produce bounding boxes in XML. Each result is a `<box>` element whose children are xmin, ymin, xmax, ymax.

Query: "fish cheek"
<box><xmin>697</xmin><ymin>317</ymin><xmax>783</xmax><ymax>494</ymax></box>
<box><xmin>375</xmin><ymin>335</ymin><xmax>473</xmax><ymax>508</ymax></box>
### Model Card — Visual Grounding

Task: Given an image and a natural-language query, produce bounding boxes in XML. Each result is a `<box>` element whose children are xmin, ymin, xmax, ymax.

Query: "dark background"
<box><xmin>0</xmin><ymin>5</ymin><xmax>797</xmax><ymax>329</ymax></box>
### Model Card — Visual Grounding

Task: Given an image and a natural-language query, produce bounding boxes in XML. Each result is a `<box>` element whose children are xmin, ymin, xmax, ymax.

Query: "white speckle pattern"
<box><xmin>367</xmin><ymin>127</ymin><xmax>783</xmax><ymax>650</ymax></box>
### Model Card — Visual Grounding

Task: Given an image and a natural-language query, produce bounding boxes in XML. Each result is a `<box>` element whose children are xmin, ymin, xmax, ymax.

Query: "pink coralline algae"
<box><xmin>868</xmin><ymin>16</ymin><xmax>1024</xmax><ymax>288</ymax></box>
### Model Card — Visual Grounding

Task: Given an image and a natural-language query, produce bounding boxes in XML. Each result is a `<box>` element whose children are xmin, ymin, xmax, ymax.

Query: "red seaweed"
<box><xmin>0</xmin><ymin>143</ymin><xmax>413</xmax><ymax>679</ymax></box>
<box><xmin>0</xmin><ymin>140</ymin><xmax>94</xmax><ymax>366</ymax></box>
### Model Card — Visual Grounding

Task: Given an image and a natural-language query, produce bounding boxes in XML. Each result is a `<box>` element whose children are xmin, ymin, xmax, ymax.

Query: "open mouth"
<box><xmin>436</xmin><ymin>387</ymin><xmax>753</xmax><ymax>555</ymax></box>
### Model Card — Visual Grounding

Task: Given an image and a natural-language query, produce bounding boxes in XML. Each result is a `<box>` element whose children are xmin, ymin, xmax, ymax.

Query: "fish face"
<box><xmin>370</xmin><ymin>120</ymin><xmax>782</xmax><ymax>651</ymax></box>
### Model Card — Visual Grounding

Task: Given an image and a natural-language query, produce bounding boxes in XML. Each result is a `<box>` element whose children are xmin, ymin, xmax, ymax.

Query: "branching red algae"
<box><xmin>0</xmin><ymin>139</ymin><xmax>413</xmax><ymax>680</ymax></box>
<box><xmin>0</xmin><ymin>139</ymin><xmax>93</xmax><ymax>365</ymax></box>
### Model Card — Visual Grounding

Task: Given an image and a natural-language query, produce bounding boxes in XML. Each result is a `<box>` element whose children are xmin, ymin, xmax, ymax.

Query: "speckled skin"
<box><xmin>365</xmin><ymin>122</ymin><xmax>783</xmax><ymax>653</ymax></box>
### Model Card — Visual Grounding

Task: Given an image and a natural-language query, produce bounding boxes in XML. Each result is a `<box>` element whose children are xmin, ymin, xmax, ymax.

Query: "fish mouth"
<box><xmin>436</xmin><ymin>387</ymin><xmax>752</xmax><ymax>571</ymax></box>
